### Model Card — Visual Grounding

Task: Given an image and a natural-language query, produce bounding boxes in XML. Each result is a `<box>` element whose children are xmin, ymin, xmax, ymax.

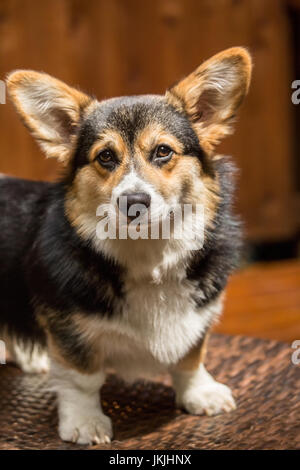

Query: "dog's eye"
<box><xmin>153</xmin><ymin>145</ymin><xmax>173</xmax><ymax>164</ymax></box>
<box><xmin>97</xmin><ymin>149</ymin><xmax>114</xmax><ymax>162</ymax></box>
<box><xmin>95</xmin><ymin>149</ymin><xmax>116</xmax><ymax>169</ymax></box>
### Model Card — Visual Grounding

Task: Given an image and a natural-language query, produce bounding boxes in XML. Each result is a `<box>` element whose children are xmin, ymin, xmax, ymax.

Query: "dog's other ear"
<box><xmin>6</xmin><ymin>70</ymin><xmax>92</xmax><ymax>164</ymax></box>
<box><xmin>166</xmin><ymin>47</ymin><xmax>252</xmax><ymax>153</ymax></box>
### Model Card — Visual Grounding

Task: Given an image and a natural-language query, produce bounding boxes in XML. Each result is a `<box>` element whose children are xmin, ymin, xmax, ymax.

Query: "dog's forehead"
<box><xmin>73</xmin><ymin>94</ymin><xmax>204</xmax><ymax>172</ymax></box>
<box><xmin>84</xmin><ymin>94</ymin><xmax>195</xmax><ymax>143</ymax></box>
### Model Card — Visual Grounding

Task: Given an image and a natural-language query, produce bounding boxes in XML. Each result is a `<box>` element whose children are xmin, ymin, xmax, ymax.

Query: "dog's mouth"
<box><xmin>117</xmin><ymin>206</ymin><xmax>175</xmax><ymax>226</ymax></box>
<box><xmin>117</xmin><ymin>209</ymin><xmax>152</xmax><ymax>228</ymax></box>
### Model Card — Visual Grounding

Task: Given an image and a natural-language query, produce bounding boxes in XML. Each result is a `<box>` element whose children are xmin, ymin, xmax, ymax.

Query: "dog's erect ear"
<box><xmin>7</xmin><ymin>71</ymin><xmax>92</xmax><ymax>163</ymax></box>
<box><xmin>166</xmin><ymin>47</ymin><xmax>252</xmax><ymax>153</ymax></box>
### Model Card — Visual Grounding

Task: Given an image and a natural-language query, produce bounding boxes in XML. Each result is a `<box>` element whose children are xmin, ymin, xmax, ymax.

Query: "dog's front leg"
<box><xmin>170</xmin><ymin>333</ymin><xmax>236</xmax><ymax>416</ymax></box>
<box><xmin>47</xmin><ymin>338</ymin><xmax>112</xmax><ymax>445</ymax></box>
<box><xmin>51</xmin><ymin>362</ymin><xmax>112</xmax><ymax>445</ymax></box>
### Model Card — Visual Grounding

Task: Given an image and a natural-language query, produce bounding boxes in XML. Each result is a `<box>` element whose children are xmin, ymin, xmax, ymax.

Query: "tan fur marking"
<box><xmin>72</xmin><ymin>314</ymin><xmax>129</xmax><ymax>373</ymax></box>
<box><xmin>136</xmin><ymin>148</ymin><xmax>219</xmax><ymax>232</ymax></box>
<box><xmin>65</xmin><ymin>148</ymin><xmax>130</xmax><ymax>235</ymax></box>
<box><xmin>35</xmin><ymin>310</ymin><xmax>88</xmax><ymax>373</ymax></box>
<box><xmin>136</xmin><ymin>123</ymin><xmax>184</xmax><ymax>156</ymax></box>
<box><xmin>133</xmin><ymin>124</ymin><xmax>196</xmax><ymax>200</ymax></box>
<box><xmin>47</xmin><ymin>334</ymin><xmax>81</xmax><ymax>372</ymax></box>
<box><xmin>201</xmin><ymin>171</ymin><xmax>221</xmax><ymax>230</ymax></box>
<box><xmin>174</xmin><ymin>332</ymin><xmax>209</xmax><ymax>372</ymax></box>
<box><xmin>66</xmin><ymin>130</ymin><xmax>130</xmax><ymax>228</ymax></box>
<box><xmin>135</xmin><ymin>122</ymin><xmax>185</xmax><ymax>178</ymax></box>
<box><xmin>41</xmin><ymin>314</ymin><xmax>100</xmax><ymax>374</ymax></box>
<box><xmin>89</xmin><ymin>129</ymin><xmax>128</xmax><ymax>163</ymax></box>
<box><xmin>134</xmin><ymin>123</ymin><xmax>220</xmax><ymax>231</ymax></box>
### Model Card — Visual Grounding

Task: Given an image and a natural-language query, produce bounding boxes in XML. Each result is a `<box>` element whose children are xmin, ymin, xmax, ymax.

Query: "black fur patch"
<box><xmin>26</xmin><ymin>184</ymin><xmax>124</xmax><ymax>316</ymax></box>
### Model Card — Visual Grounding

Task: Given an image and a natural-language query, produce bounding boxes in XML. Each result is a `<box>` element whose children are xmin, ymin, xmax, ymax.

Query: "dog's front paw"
<box><xmin>178</xmin><ymin>380</ymin><xmax>236</xmax><ymax>416</ymax></box>
<box><xmin>59</xmin><ymin>411</ymin><xmax>113</xmax><ymax>445</ymax></box>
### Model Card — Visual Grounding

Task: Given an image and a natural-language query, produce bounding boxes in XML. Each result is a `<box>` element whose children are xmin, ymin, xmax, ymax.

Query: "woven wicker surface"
<box><xmin>0</xmin><ymin>334</ymin><xmax>299</xmax><ymax>450</ymax></box>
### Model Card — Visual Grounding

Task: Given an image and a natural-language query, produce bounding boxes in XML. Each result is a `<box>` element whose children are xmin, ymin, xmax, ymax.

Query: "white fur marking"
<box><xmin>5</xmin><ymin>336</ymin><xmax>49</xmax><ymax>374</ymax></box>
<box><xmin>49</xmin><ymin>361</ymin><xmax>112</xmax><ymax>445</ymax></box>
<box><xmin>73</xmin><ymin>296</ymin><xmax>223</xmax><ymax>380</ymax></box>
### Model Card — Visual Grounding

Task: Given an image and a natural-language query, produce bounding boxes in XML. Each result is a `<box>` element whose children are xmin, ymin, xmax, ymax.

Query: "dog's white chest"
<box><xmin>120</xmin><ymin>279</ymin><xmax>202</xmax><ymax>363</ymax></box>
<box><xmin>78</xmin><ymin>275</ymin><xmax>222</xmax><ymax>379</ymax></box>
<box><xmin>96</xmin><ymin>278</ymin><xmax>222</xmax><ymax>375</ymax></box>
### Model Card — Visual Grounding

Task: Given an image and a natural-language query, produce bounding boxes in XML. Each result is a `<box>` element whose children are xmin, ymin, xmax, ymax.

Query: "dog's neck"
<box><xmin>95</xmin><ymin>236</ymin><xmax>202</xmax><ymax>283</ymax></box>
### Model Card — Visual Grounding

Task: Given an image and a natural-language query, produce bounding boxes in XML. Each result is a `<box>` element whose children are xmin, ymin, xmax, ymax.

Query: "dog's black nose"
<box><xmin>117</xmin><ymin>192</ymin><xmax>151</xmax><ymax>218</ymax></box>
<box><xmin>124</xmin><ymin>192</ymin><xmax>151</xmax><ymax>209</ymax></box>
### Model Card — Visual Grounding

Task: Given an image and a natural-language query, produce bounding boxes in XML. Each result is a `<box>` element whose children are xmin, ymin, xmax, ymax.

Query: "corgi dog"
<box><xmin>1</xmin><ymin>47</ymin><xmax>251</xmax><ymax>445</ymax></box>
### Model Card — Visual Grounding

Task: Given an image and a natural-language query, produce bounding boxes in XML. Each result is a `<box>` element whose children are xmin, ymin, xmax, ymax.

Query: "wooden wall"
<box><xmin>0</xmin><ymin>0</ymin><xmax>299</xmax><ymax>242</ymax></box>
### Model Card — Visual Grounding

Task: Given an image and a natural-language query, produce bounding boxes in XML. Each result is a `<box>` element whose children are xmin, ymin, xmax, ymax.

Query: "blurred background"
<box><xmin>0</xmin><ymin>0</ymin><xmax>299</xmax><ymax>342</ymax></box>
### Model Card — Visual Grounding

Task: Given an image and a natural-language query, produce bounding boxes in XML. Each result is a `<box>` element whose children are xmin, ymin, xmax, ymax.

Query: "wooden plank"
<box><xmin>216</xmin><ymin>260</ymin><xmax>300</xmax><ymax>342</ymax></box>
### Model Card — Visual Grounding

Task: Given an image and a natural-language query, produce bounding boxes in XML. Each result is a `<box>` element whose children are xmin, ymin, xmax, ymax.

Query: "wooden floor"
<box><xmin>216</xmin><ymin>260</ymin><xmax>300</xmax><ymax>343</ymax></box>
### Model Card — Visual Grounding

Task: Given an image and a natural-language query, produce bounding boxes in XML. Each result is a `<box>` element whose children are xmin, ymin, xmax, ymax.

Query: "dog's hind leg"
<box><xmin>5</xmin><ymin>334</ymin><xmax>49</xmax><ymax>374</ymax></box>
